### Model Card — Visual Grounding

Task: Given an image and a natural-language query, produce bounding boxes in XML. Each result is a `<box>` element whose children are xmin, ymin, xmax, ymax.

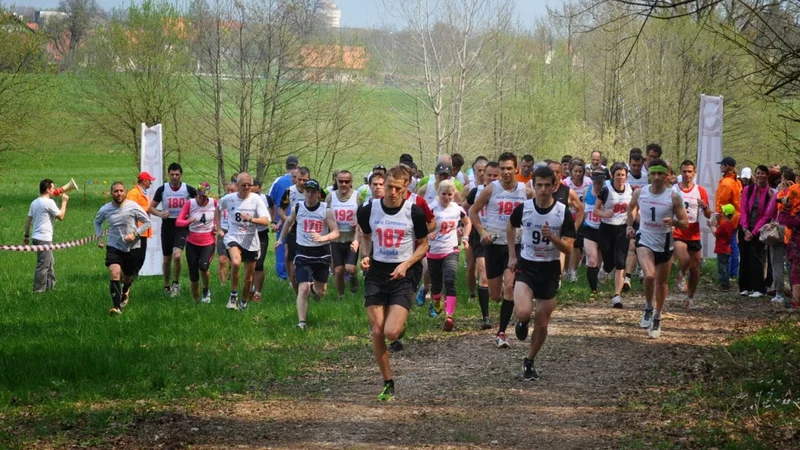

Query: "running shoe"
<box><xmin>388</xmin><ymin>340</ymin><xmax>404</xmax><ymax>352</ymax></box>
<box><xmin>515</xmin><ymin>320</ymin><xmax>529</xmax><ymax>341</ymax></box>
<box><xmin>109</xmin><ymin>307</ymin><xmax>121</xmax><ymax>316</ymax></box>
<box><xmin>712</xmin><ymin>285</ymin><xmax>731</xmax><ymax>292</ymax></box>
<box><xmin>611</xmin><ymin>295</ymin><xmax>624</xmax><ymax>309</ymax></box>
<box><xmin>597</xmin><ymin>269</ymin><xmax>607</xmax><ymax>284</ymax></box>
<box><xmin>522</xmin><ymin>358</ymin><xmax>539</xmax><ymax>381</ymax></box>
<box><xmin>296</xmin><ymin>321</ymin><xmax>306</xmax><ymax>330</ymax></box>
<box><xmin>648</xmin><ymin>317</ymin><xmax>662</xmax><ymax>339</ymax></box>
<box><xmin>415</xmin><ymin>287</ymin><xmax>426</xmax><ymax>307</ymax></box>
<box><xmin>239</xmin><ymin>300</ymin><xmax>248</xmax><ymax>311</ymax></box>
<box><xmin>443</xmin><ymin>315</ymin><xmax>455</xmax><ymax>332</ymax></box>
<box><xmin>226</xmin><ymin>294</ymin><xmax>238</xmax><ymax>310</ymax></box>
<box><xmin>480</xmin><ymin>317</ymin><xmax>492</xmax><ymax>330</ymax></box>
<box><xmin>170</xmin><ymin>282</ymin><xmax>180</xmax><ymax>298</ymax></box>
<box><xmin>684</xmin><ymin>297</ymin><xmax>694</xmax><ymax>311</ymax></box>
<box><xmin>349</xmin><ymin>275</ymin><xmax>359</xmax><ymax>293</ymax></box>
<box><xmin>589</xmin><ymin>290</ymin><xmax>599</xmax><ymax>301</ymax></box>
<box><xmin>749</xmin><ymin>291</ymin><xmax>763</xmax><ymax>298</ymax></box>
<box><xmin>468</xmin><ymin>295</ymin><xmax>476</xmax><ymax>303</ymax></box>
<box><xmin>771</xmin><ymin>295</ymin><xmax>785</xmax><ymax>304</ymax></box>
<box><xmin>377</xmin><ymin>382</ymin><xmax>395</xmax><ymax>401</ymax></box>
<box><xmin>201</xmin><ymin>290</ymin><xmax>212</xmax><ymax>304</ymax></box>
<box><xmin>120</xmin><ymin>293</ymin><xmax>129</xmax><ymax>308</ymax></box>
<box><xmin>640</xmin><ymin>309</ymin><xmax>653</xmax><ymax>329</ymax></box>
<box><xmin>252</xmin><ymin>291</ymin><xmax>261</xmax><ymax>302</ymax></box>
<box><xmin>622</xmin><ymin>276</ymin><xmax>631</xmax><ymax>292</ymax></box>
<box><xmin>428</xmin><ymin>301</ymin><xmax>438</xmax><ymax>318</ymax></box>
<box><xmin>677</xmin><ymin>273</ymin><xmax>687</xmax><ymax>293</ymax></box>
<box><xmin>163</xmin><ymin>286</ymin><xmax>170</xmax><ymax>296</ymax></box>
<box><xmin>495</xmin><ymin>332</ymin><xmax>510</xmax><ymax>349</ymax></box>
<box><xmin>432</xmin><ymin>299</ymin><xmax>443</xmax><ymax>315</ymax></box>
<box><xmin>635</xmin><ymin>267</ymin><xmax>644</xmax><ymax>281</ymax></box>
<box><xmin>739</xmin><ymin>290</ymin><xmax>750</xmax><ymax>296</ymax></box>
<box><xmin>567</xmin><ymin>271</ymin><xmax>578</xmax><ymax>283</ymax></box>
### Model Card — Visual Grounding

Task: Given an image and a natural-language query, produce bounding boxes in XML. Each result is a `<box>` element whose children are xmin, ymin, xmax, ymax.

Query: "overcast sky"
<box><xmin>17</xmin><ymin>0</ymin><xmax>560</xmax><ymax>28</ymax></box>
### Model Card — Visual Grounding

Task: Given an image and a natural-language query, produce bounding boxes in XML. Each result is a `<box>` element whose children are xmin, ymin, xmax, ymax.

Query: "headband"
<box><xmin>648</xmin><ymin>165</ymin><xmax>668</xmax><ymax>174</ymax></box>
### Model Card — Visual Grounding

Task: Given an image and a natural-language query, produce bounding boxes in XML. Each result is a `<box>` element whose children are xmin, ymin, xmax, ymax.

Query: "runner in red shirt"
<box><xmin>672</xmin><ymin>160</ymin><xmax>711</xmax><ymax>310</ymax></box>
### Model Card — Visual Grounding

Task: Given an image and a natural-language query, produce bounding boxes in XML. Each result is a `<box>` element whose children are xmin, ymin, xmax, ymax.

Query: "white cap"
<box><xmin>740</xmin><ymin>167</ymin><xmax>752</xmax><ymax>179</ymax></box>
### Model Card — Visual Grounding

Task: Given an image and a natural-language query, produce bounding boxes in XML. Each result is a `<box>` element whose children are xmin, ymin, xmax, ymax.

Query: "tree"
<box><xmin>43</xmin><ymin>0</ymin><xmax>103</xmax><ymax>70</ymax></box>
<box><xmin>78</xmin><ymin>0</ymin><xmax>192</xmax><ymax>164</ymax></box>
<box><xmin>0</xmin><ymin>11</ymin><xmax>54</xmax><ymax>157</ymax></box>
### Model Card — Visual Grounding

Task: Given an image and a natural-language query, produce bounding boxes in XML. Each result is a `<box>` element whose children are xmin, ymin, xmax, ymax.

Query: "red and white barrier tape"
<box><xmin>1</xmin><ymin>233</ymin><xmax>105</xmax><ymax>252</ymax></box>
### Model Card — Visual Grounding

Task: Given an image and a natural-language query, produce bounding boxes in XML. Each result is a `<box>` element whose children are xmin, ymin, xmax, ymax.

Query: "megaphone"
<box><xmin>54</xmin><ymin>178</ymin><xmax>79</xmax><ymax>196</ymax></box>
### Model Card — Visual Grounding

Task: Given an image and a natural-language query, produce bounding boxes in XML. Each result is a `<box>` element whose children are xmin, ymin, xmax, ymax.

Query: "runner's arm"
<box><xmin>672</xmin><ymin>191</ymin><xmax>689</xmax><ymax>230</ymax></box>
<box><xmin>175</xmin><ymin>202</ymin><xmax>192</xmax><ymax>227</ymax></box>
<box><xmin>469</xmin><ymin>184</ymin><xmax>492</xmax><ymax>237</ymax></box>
<box><xmin>625</xmin><ymin>189</ymin><xmax>641</xmax><ymax>230</ymax></box>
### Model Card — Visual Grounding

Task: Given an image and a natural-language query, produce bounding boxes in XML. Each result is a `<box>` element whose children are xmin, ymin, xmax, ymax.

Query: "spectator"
<box><xmin>754</xmin><ymin>168</ymin><xmax>794</xmax><ymax>304</ymax></box>
<box><xmin>711</xmin><ymin>204</ymin><xmax>736</xmax><ymax>292</ymax></box>
<box><xmin>715</xmin><ymin>156</ymin><xmax>743</xmax><ymax>283</ymax></box>
<box><xmin>24</xmin><ymin>179</ymin><xmax>69</xmax><ymax>293</ymax></box>
<box><xmin>739</xmin><ymin>165</ymin><xmax>771</xmax><ymax>297</ymax></box>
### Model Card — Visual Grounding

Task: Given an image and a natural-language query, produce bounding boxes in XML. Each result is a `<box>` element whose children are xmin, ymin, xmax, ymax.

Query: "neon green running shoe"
<box><xmin>377</xmin><ymin>382</ymin><xmax>395</xmax><ymax>401</ymax></box>
<box><xmin>433</xmin><ymin>299</ymin><xmax>443</xmax><ymax>315</ymax></box>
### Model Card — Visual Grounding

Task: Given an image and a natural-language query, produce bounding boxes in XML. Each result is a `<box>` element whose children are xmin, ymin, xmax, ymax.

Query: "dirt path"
<box><xmin>73</xmin><ymin>293</ymin><xmax>783</xmax><ymax>449</ymax></box>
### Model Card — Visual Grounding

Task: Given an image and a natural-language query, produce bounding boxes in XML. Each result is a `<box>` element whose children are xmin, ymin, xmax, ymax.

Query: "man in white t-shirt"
<box><xmin>24</xmin><ymin>179</ymin><xmax>69</xmax><ymax>293</ymax></box>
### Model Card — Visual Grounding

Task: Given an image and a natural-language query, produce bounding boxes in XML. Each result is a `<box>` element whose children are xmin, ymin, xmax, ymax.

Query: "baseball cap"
<box><xmin>721</xmin><ymin>203</ymin><xmax>735</xmax><ymax>217</ymax></box>
<box><xmin>305</xmin><ymin>179</ymin><xmax>321</xmax><ymax>191</ymax></box>
<box><xmin>197</xmin><ymin>182</ymin><xmax>211</xmax><ymax>194</ymax></box>
<box><xmin>137</xmin><ymin>171</ymin><xmax>156</xmax><ymax>181</ymax></box>
<box><xmin>435</xmin><ymin>162</ymin><xmax>452</xmax><ymax>176</ymax></box>
<box><xmin>286</xmin><ymin>155</ymin><xmax>299</xmax><ymax>169</ymax></box>
<box><xmin>399</xmin><ymin>153</ymin><xmax>413</xmax><ymax>164</ymax></box>
<box><xmin>373</xmin><ymin>164</ymin><xmax>387</xmax><ymax>172</ymax></box>
<box><xmin>740</xmin><ymin>167</ymin><xmax>752</xmax><ymax>179</ymax></box>
<box><xmin>717</xmin><ymin>156</ymin><xmax>736</xmax><ymax>166</ymax></box>
<box><xmin>590</xmin><ymin>171</ymin><xmax>607</xmax><ymax>182</ymax></box>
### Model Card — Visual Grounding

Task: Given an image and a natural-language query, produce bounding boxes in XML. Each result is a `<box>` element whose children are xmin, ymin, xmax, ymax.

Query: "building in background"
<box><xmin>321</xmin><ymin>0</ymin><xmax>341</xmax><ymax>28</ymax></box>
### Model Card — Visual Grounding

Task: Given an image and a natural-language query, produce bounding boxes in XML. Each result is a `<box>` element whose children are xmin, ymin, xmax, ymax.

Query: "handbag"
<box><xmin>759</xmin><ymin>222</ymin><xmax>784</xmax><ymax>245</ymax></box>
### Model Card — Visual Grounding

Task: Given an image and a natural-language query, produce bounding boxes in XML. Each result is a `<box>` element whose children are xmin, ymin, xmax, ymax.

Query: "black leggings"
<box><xmin>256</xmin><ymin>230</ymin><xmax>269</xmax><ymax>272</ymax></box>
<box><xmin>429</xmin><ymin>253</ymin><xmax>459</xmax><ymax>298</ymax></box>
<box><xmin>600</xmin><ymin>223</ymin><xmax>629</xmax><ymax>273</ymax></box>
<box><xmin>186</xmin><ymin>242</ymin><xmax>215</xmax><ymax>282</ymax></box>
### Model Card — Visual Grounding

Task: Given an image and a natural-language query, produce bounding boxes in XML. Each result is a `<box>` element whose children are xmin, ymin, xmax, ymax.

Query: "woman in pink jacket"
<box><xmin>176</xmin><ymin>182</ymin><xmax>217</xmax><ymax>303</ymax></box>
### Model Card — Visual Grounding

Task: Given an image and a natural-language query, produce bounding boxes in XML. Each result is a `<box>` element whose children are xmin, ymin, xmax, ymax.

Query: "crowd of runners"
<box><xmin>25</xmin><ymin>144</ymin><xmax>800</xmax><ymax>401</ymax></box>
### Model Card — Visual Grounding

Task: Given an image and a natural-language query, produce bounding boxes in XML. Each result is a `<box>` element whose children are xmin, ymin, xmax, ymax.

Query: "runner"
<box><xmin>251</xmin><ymin>179</ymin><xmax>277</xmax><ymax>301</ymax></box>
<box><xmin>279</xmin><ymin>167</ymin><xmax>311</xmax><ymax>292</ymax></box>
<box><xmin>217</xmin><ymin>173</ymin><xmax>271</xmax><ymax>311</ymax></box>
<box><xmin>463</xmin><ymin>156</ymin><xmax>488</xmax><ymax>303</ymax></box>
<box><xmin>626</xmin><ymin>158</ymin><xmax>689</xmax><ymax>339</ymax></box>
<box><xmin>469</xmin><ymin>152</ymin><xmax>532</xmax><ymax>348</ymax></box>
<box><xmin>427</xmin><ymin>180</ymin><xmax>471</xmax><ymax>331</ymax></box>
<box><xmin>326</xmin><ymin>169</ymin><xmax>361</xmax><ymax>300</ymax></box>
<box><xmin>94</xmin><ymin>182</ymin><xmax>151</xmax><ymax>315</ymax></box>
<box><xmin>148</xmin><ymin>162</ymin><xmax>197</xmax><ymax>297</ymax></box>
<box><xmin>562</xmin><ymin>158</ymin><xmax>591</xmax><ymax>282</ymax></box>
<box><xmin>357</xmin><ymin>166</ymin><xmax>429</xmax><ymax>401</ymax></box>
<box><xmin>672</xmin><ymin>160</ymin><xmax>711</xmax><ymax>309</ymax></box>
<box><xmin>582</xmin><ymin>169</ymin><xmax>607</xmax><ymax>299</ymax></box>
<box><xmin>594</xmin><ymin>162</ymin><xmax>633</xmax><ymax>308</ymax></box>
<box><xmin>508</xmin><ymin>165</ymin><xmax>576</xmax><ymax>381</ymax></box>
<box><xmin>216</xmin><ymin>182</ymin><xmax>237</xmax><ymax>284</ymax></box>
<box><xmin>276</xmin><ymin>179</ymin><xmax>339</xmax><ymax>328</ymax></box>
<box><xmin>175</xmin><ymin>182</ymin><xmax>217</xmax><ymax>304</ymax></box>
<box><xmin>516</xmin><ymin>154</ymin><xmax>534</xmax><ymax>184</ymax></box>
<box><xmin>624</xmin><ymin>149</ymin><xmax>649</xmax><ymax>290</ymax></box>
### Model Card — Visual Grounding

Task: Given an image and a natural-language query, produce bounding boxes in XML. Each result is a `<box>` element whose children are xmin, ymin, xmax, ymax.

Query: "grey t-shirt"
<box><xmin>94</xmin><ymin>200</ymin><xmax>152</xmax><ymax>252</ymax></box>
<box><xmin>28</xmin><ymin>197</ymin><xmax>60</xmax><ymax>241</ymax></box>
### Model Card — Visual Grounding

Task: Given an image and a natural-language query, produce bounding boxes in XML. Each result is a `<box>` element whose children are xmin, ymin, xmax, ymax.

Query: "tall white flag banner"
<box><xmin>140</xmin><ymin>123</ymin><xmax>164</xmax><ymax>276</ymax></box>
<box><xmin>696</xmin><ymin>95</ymin><xmax>723</xmax><ymax>259</ymax></box>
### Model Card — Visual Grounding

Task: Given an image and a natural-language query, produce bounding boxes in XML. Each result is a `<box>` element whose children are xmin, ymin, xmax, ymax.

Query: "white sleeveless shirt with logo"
<box><xmin>428</xmin><ymin>200</ymin><xmax>465</xmax><ymax>254</ymax></box>
<box><xmin>601</xmin><ymin>184</ymin><xmax>633</xmax><ymax>226</ymax></box>
<box><xmin>287</xmin><ymin>186</ymin><xmax>304</xmax><ymax>212</ymax></box>
<box><xmin>424</xmin><ymin>175</ymin><xmax>438</xmax><ymax>205</ymax></box>
<box><xmin>636</xmin><ymin>185</ymin><xmax>674</xmax><ymax>252</ymax></box>
<box><xmin>369</xmin><ymin>199</ymin><xmax>416</xmax><ymax>263</ymax></box>
<box><xmin>162</xmin><ymin>182</ymin><xmax>190</xmax><ymax>219</ymax></box>
<box><xmin>672</xmin><ymin>183</ymin><xmax>701</xmax><ymax>225</ymax></box>
<box><xmin>188</xmin><ymin>198</ymin><xmax>217</xmax><ymax>235</ymax></box>
<box><xmin>564</xmin><ymin>176</ymin><xmax>591</xmax><ymax>216</ymax></box>
<box><xmin>627</xmin><ymin>171</ymin><xmax>649</xmax><ymax>190</ymax></box>
<box><xmin>256</xmin><ymin>193</ymin><xmax>271</xmax><ymax>232</ymax></box>
<box><xmin>330</xmin><ymin>191</ymin><xmax>359</xmax><ymax>232</ymax></box>
<box><xmin>485</xmin><ymin>180</ymin><xmax>527</xmax><ymax>245</ymax></box>
<box><xmin>473</xmin><ymin>184</ymin><xmax>487</xmax><ymax>227</ymax></box>
<box><xmin>295</xmin><ymin>202</ymin><xmax>329</xmax><ymax>248</ymax></box>
<box><xmin>520</xmin><ymin>200</ymin><xmax>568</xmax><ymax>262</ymax></box>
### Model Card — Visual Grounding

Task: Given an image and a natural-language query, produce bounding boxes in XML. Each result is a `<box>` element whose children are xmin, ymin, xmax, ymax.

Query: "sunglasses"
<box><xmin>337</xmin><ymin>179</ymin><xmax>352</xmax><ymax>184</ymax></box>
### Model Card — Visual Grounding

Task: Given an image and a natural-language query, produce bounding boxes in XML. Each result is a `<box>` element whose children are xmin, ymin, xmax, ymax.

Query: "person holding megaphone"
<box><xmin>24</xmin><ymin>179</ymin><xmax>70</xmax><ymax>293</ymax></box>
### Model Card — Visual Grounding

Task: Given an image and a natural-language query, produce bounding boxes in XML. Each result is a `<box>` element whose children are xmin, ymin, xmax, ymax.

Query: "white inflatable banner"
<box><xmin>139</xmin><ymin>123</ymin><xmax>164</xmax><ymax>276</ymax></box>
<box><xmin>696</xmin><ymin>95</ymin><xmax>723</xmax><ymax>259</ymax></box>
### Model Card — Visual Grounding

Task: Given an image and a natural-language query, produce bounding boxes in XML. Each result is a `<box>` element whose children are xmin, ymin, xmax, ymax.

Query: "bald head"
<box><xmin>236</xmin><ymin>172</ymin><xmax>253</xmax><ymax>198</ymax></box>
<box><xmin>437</xmin><ymin>154</ymin><xmax>452</xmax><ymax>165</ymax></box>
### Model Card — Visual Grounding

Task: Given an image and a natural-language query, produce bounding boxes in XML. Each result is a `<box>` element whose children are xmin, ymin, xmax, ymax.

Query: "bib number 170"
<box><xmin>375</xmin><ymin>227</ymin><xmax>405</xmax><ymax>248</ymax></box>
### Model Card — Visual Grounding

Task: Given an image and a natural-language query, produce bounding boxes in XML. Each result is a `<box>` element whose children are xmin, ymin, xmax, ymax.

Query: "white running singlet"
<box><xmin>484</xmin><ymin>180</ymin><xmax>527</xmax><ymax>245</ymax></box>
<box><xmin>519</xmin><ymin>200</ymin><xmax>568</xmax><ymax>262</ymax></box>
<box><xmin>636</xmin><ymin>185</ymin><xmax>674</xmax><ymax>252</ymax></box>
<box><xmin>600</xmin><ymin>184</ymin><xmax>633</xmax><ymax>226</ymax></box>
<box><xmin>564</xmin><ymin>176</ymin><xmax>591</xmax><ymax>215</ymax></box>
<box><xmin>369</xmin><ymin>199</ymin><xmax>416</xmax><ymax>263</ymax></box>
<box><xmin>187</xmin><ymin>198</ymin><xmax>217</xmax><ymax>235</ymax></box>
<box><xmin>162</xmin><ymin>183</ymin><xmax>190</xmax><ymax>219</ymax></box>
<box><xmin>295</xmin><ymin>202</ymin><xmax>329</xmax><ymax>248</ymax></box>
<box><xmin>220</xmin><ymin>193</ymin><xmax>270</xmax><ymax>252</ymax></box>
<box><xmin>330</xmin><ymin>191</ymin><xmax>359</xmax><ymax>233</ymax></box>
<box><xmin>428</xmin><ymin>200</ymin><xmax>465</xmax><ymax>254</ymax></box>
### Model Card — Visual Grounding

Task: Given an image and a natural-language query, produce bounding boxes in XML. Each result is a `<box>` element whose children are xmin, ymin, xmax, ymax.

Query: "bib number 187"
<box><xmin>375</xmin><ymin>227</ymin><xmax>405</xmax><ymax>248</ymax></box>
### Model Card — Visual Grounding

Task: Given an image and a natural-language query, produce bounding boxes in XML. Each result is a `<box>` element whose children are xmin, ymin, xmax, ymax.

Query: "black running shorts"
<box><xmin>514</xmin><ymin>259</ymin><xmax>561</xmax><ymax>300</ymax></box>
<box><xmin>105</xmin><ymin>246</ymin><xmax>136</xmax><ymax>276</ymax></box>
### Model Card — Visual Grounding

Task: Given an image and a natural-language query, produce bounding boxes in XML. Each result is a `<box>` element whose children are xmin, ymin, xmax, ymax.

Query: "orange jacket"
<box><xmin>126</xmin><ymin>184</ymin><xmax>153</xmax><ymax>238</ymax></box>
<box><xmin>715</xmin><ymin>173</ymin><xmax>742</xmax><ymax>224</ymax></box>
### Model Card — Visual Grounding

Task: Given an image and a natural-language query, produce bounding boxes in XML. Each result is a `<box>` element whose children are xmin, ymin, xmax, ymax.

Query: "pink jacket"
<box><xmin>740</xmin><ymin>184</ymin><xmax>771</xmax><ymax>231</ymax></box>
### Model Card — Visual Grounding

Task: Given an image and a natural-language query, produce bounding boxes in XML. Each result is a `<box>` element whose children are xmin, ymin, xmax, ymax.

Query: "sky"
<box><xmin>15</xmin><ymin>0</ymin><xmax>560</xmax><ymax>29</ymax></box>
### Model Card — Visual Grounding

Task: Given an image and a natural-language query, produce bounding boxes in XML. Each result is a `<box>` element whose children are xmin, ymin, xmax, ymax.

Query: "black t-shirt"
<box><xmin>356</xmin><ymin>199</ymin><xmax>428</xmax><ymax>276</ymax></box>
<box><xmin>509</xmin><ymin>200</ymin><xmax>576</xmax><ymax>240</ymax></box>
<box><xmin>466</xmin><ymin>187</ymin><xmax>479</xmax><ymax>205</ymax></box>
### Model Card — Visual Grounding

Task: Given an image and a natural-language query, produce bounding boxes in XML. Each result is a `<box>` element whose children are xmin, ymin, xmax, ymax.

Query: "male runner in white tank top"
<box><xmin>469</xmin><ymin>152</ymin><xmax>533</xmax><ymax>349</ymax></box>
<box><xmin>626</xmin><ymin>158</ymin><xmax>688</xmax><ymax>339</ymax></box>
